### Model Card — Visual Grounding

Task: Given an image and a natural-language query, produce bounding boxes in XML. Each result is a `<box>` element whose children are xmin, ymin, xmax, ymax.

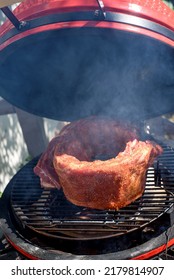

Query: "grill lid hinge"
<box><xmin>0</xmin><ymin>6</ymin><xmax>28</xmax><ymax>30</ymax></box>
<box><xmin>95</xmin><ymin>0</ymin><xmax>106</xmax><ymax>19</ymax></box>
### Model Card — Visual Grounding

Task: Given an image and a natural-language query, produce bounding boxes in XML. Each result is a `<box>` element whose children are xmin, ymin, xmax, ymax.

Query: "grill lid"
<box><xmin>0</xmin><ymin>0</ymin><xmax>174</xmax><ymax>121</ymax></box>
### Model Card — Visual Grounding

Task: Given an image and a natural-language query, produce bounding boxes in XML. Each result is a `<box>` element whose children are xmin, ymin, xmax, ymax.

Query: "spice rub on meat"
<box><xmin>34</xmin><ymin>116</ymin><xmax>163</xmax><ymax>210</ymax></box>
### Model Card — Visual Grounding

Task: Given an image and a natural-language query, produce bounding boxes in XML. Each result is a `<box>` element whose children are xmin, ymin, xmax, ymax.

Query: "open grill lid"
<box><xmin>0</xmin><ymin>0</ymin><xmax>173</xmax><ymax>121</ymax></box>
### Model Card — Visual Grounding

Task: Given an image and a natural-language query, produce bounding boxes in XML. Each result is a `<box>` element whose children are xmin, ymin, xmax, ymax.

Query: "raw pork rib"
<box><xmin>34</xmin><ymin>116</ymin><xmax>163</xmax><ymax>210</ymax></box>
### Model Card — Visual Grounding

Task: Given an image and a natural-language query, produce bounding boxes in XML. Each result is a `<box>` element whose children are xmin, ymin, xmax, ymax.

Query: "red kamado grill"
<box><xmin>0</xmin><ymin>0</ymin><xmax>174</xmax><ymax>260</ymax></box>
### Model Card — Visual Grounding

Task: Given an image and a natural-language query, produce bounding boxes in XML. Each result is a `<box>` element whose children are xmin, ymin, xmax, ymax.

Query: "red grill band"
<box><xmin>0</xmin><ymin>11</ymin><xmax>174</xmax><ymax>48</ymax></box>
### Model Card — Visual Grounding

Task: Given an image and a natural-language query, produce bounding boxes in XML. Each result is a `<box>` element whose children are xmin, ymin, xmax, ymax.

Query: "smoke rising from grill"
<box><xmin>0</xmin><ymin>28</ymin><xmax>174</xmax><ymax>123</ymax></box>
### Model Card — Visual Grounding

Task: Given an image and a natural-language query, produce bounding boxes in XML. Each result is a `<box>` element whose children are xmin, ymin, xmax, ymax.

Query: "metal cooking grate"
<box><xmin>10</xmin><ymin>144</ymin><xmax>174</xmax><ymax>241</ymax></box>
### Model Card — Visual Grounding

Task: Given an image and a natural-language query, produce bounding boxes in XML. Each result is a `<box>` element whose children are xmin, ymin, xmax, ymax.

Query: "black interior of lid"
<box><xmin>0</xmin><ymin>27</ymin><xmax>173</xmax><ymax>121</ymax></box>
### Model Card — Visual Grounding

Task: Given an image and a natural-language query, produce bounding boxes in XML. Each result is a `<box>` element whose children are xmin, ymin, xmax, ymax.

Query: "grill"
<box><xmin>0</xmin><ymin>141</ymin><xmax>174</xmax><ymax>259</ymax></box>
<box><xmin>0</xmin><ymin>0</ymin><xmax>174</xmax><ymax>260</ymax></box>
<box><xmin>0</xmin><ymin>142</ymin><xmax>170</xmax><ymax>257</ymax></box>
<box><xmin>11</xmin><ymin>150</ymin><xmax>174</xmax><ymax>239</ymax></box>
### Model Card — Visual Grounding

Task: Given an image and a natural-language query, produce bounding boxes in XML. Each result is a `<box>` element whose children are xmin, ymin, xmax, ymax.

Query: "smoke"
<box><xmin>0</xmin><ymin>27</ymin><xmax>173</xmax><ymax>123</ymax></box>
<box><xmin>64</xmin><ymin>29</ymin><xmax>174</xmax><ymax>122</ymax></box>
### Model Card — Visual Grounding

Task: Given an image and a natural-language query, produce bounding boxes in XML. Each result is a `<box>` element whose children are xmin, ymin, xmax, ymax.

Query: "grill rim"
<box><xmin>1</xmin><ymin>11</ymin><xmax>174</xmax><ymax>47</ymax></box>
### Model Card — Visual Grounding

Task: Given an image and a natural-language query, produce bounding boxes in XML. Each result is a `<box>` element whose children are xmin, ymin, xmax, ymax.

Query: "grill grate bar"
<box><xmin>11</xmin><ymin>197</ymin><xmax>174</xmax><ymax>206</ymax></box>
<box><xmin>13</xmin><ymin>214</ymin><xmax>165</xmax><ymax>222</ymax></box>
<box><xmin>15</xmin><ymin>211</ymin><xmax>167</xmax><ymax>217</ymax></box>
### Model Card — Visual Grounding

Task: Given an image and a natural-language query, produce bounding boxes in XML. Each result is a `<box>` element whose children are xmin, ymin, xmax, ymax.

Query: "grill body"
<box><xmin>0</xmin><ymin>142</ymin><xmax>174</xmax><ymax>259</ymax></box>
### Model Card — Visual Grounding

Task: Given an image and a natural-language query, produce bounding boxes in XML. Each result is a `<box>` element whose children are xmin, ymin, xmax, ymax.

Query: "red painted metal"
<box><xmin>132</xmin><ymin>237</ymin><xmax>174</xmax><ymax>260</ymax></box>
<box><xmin>5</xmin><ymin>233</ymin><xmax>174</xmax><ymax>260</ymax></box>
<box><xmin>5</xmin><ymin>235</ymin><xmax>40</xmax><ymax>260</ymax></box>
<box><xmin>0</xmin><ymin>0</ymin><xmax>173</xmax><ymax>45</ymax></box>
